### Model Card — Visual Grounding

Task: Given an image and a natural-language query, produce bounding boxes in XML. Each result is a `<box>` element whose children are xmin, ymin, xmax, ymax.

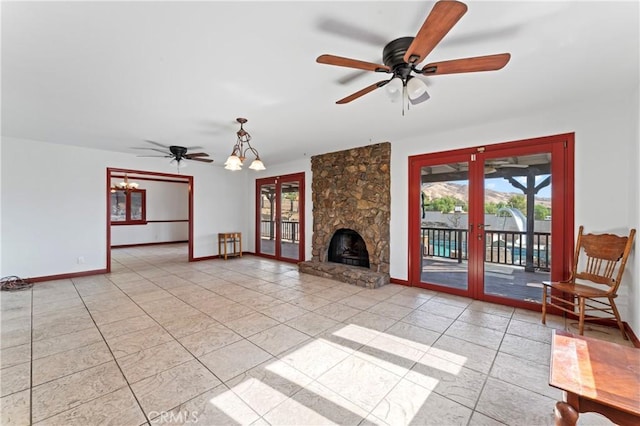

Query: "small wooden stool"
<box><xmin>218</xmin><ymin>232</ymin><xmax>242</xmax><ymax>260</ymax></box>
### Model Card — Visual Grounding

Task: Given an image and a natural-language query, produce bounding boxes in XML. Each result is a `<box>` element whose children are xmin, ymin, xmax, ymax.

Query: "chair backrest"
<box><xmin>572</xmin><ymin>226</ymin><xmax>636</xmax><ymax>293</ymax></box>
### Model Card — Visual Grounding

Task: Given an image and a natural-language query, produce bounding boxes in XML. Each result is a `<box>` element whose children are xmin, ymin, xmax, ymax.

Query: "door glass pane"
<box><xmin>483</xmin><ymin>154</ymin><xmax>551</xmax><ymax>302</ymax></box>
<box><xmin>420</xmin><ymin>162</ymin><xmax>469</xmax><ymax>291</ymax></box>
<box><xmin>280</xmin><ymin>181</ymin><xmax>300</xmax><ymax>260</ymax></box>
<box><xmin>259</xmin><ymin>183</ymin><xmax>276</xmax><ymax>256</ymax></box>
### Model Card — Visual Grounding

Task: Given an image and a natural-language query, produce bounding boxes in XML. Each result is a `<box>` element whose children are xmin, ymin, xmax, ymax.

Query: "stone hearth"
<box><xmin>299</xmin><ymin>142</ymin><xmax>390</xmax><ymax>288</ymax></box>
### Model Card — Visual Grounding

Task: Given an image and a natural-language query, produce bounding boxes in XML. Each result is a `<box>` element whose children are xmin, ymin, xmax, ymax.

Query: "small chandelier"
<box><xmin>224</xmin><ymin>118</ymin><xmax>266</xmax><ymax>171</ymax></box>
<box><xmin>110</xmin><ymin>174</ymin><xmax>139</xmax><ymax>192</ymax></box>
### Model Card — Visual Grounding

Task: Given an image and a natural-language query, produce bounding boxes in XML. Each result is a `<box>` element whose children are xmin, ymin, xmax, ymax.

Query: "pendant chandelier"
<box><xmin>110</xmin><ymin>174</ymin><xmax>139</xmax><ymax>192</ymax></box>
<box><xmin>224</xmin><ymin>118</ymin><xmax>266</xmax><ymax>171</ymax></box>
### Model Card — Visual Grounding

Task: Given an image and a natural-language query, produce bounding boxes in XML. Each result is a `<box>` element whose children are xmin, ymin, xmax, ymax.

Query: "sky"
<box><xmin>485</xmin><ymin>175</ymin><xmax>552</xmax><ymax>199</ymax></box>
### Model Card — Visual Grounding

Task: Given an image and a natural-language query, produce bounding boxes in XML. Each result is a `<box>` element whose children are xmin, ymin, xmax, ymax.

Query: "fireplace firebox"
<box><xmin>328</xmin><ymin>229</ymin><xmax>370</xmax><ymax>268</ymax></box>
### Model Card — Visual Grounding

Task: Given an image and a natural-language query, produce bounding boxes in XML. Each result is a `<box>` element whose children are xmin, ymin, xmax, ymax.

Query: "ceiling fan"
<box><xmin>135</xmin><ymin>140</ymin><xmax>213</xmax><ymax>170</ymax></box>
<box><xmin>316</xmin><ymin>0</ymin><xmax>511</xmax><ymax>110</ymax></box>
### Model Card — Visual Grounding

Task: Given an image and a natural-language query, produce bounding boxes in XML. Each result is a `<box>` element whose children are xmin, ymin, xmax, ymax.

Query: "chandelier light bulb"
<box><xmin>248</xmin><ymin>159</ymin><xmax>265</xmax><ymax>171</ymax></box>
<box><xmin>225</xmin><ymin>154</ymin><xmax>242</xmax><ymax>167</ymax></box>
<box><xmin>225</xmin><ymin>162</ymin><xmax>242</xmax><ymax>171</ymax></box>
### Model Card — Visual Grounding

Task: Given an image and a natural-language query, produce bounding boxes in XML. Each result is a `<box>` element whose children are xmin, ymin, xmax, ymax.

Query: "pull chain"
<box><xmin>402</xmin><ymin>83</ymin><xmax>407</xmax><ymax>116</ymax></box>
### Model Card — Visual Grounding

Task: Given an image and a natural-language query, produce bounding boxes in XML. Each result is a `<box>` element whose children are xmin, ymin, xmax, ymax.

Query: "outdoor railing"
<box><xmin>261</xmin><ymin>220</ymin><xmax>299</xmax><ymax>243</ymax></box>
<box><xmin>421</xmin><ymin>226</ymin><xmax>551</xmax><ymax>270</ymax></box>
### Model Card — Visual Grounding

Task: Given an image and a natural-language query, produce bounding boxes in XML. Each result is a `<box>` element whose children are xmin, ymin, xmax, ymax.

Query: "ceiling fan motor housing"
<box><xmin>170</xmin><ymin>145</ymin><xmax>187</xmax><ymax>161</ymax></box>
<box><xmin>383</xmin><ymin>37</ymin><xmax>416</xmax><ymax>79</ymax></box>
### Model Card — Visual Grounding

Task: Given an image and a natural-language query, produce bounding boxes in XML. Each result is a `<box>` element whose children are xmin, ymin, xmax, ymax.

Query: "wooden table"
<box><xmin>549</xmin><ymin>330</ymin><xmax>640</xmax><ymax>426</ymax></box>
<box><xmin>218</xmin><ymin>232</ymin><xmax>242</xmax><ymax>260</ymax></box>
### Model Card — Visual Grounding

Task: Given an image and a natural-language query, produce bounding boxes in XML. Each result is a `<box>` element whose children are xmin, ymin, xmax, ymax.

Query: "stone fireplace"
<box><xmin>298</xmin><ymin>142</ymin><xmax>390</xmax><ymax>288</ymax></box>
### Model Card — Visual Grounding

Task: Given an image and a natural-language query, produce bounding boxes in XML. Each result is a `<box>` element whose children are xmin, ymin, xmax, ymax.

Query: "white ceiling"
<box><xmin>2</xmin><ymin>1</ymin><xmax>639</xmax><ymax>168</ymax></box>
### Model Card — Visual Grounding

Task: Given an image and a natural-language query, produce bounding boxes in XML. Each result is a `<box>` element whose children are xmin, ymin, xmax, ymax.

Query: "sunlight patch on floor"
<box><xmin>206</xmin><ymin>323</ymin><xmax>469</xmax><ymax>424</ymax></box>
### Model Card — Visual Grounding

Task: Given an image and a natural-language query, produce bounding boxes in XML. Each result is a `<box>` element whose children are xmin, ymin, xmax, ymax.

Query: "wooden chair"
<box><xmin>542</xmin><ymin>226</ymin><xmax>636</xmax><ymax>339</ymax></box>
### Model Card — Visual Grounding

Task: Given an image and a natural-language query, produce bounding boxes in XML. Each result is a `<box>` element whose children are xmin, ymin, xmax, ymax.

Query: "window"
<box><xmin>110</xmin><ymin>189</ymin><xmax>146</xmax><ymax>225</ymax></box>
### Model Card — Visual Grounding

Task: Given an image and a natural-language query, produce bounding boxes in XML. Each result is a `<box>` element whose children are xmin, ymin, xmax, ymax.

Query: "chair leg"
<box><xmin>578</xmin><ymin>297</ymin><xmax>586</xmax><ymax>335</ymax></box>
<box><xmin>609</xmin><ymin>298</ymin><xmax>628</xmax><ymax>340</ymax></box>
<box><xmin>541</xmin><ymin>285</ymin><xmax>547</xmax><ymax>325</ymax></box>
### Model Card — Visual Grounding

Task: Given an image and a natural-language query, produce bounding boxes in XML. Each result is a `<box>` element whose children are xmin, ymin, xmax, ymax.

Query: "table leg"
<box><xmin>554</xmin><ymin>401</ymin><xmax>578</xmax><ymax>426</ymax></box>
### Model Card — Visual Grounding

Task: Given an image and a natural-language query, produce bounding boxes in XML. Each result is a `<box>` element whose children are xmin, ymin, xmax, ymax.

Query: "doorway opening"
<box><xmin>106</xmin><ymin>168</ymin><xmax>193</xmax><ymax>272</ymax></box>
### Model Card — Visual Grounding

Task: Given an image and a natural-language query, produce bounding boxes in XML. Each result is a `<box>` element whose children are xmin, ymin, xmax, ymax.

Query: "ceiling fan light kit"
<box><xmin>169</xmin><ymin>158</ymin><xmax>187</xmax><ymax>169</ymax></box>
<box><xmin>224</xmin><ymin>118</ymin><xmax>266</xmax><ymax>171</ymax></box>
<box><xmin>316</xmin><ymin>0</ymin><xmax>511</xmax><ymax>114</ymax></box>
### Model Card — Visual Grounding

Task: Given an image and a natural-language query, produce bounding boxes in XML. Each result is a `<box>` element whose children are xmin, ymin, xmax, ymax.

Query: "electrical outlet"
<box><xmin>77</xmin><ymin>256</ymin><xmax>85</xmax><ymax>264</ymax></box>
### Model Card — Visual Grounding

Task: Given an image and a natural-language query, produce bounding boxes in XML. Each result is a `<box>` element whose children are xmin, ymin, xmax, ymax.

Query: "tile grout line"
<box><xmin>100</xmin><ymin>266</ymin><xmax>259</xmax><ymax>422</ymax></box>
<box><xmin>40</xmin><ymin>276</ymin><xmax>151</xmax><ymax>426</ymax></box>
<box><xmin>107</xmin><ymin>257</ymin><xmax>305</xmax><ymax>423</ymax></box>
<box><xmin>106</xmin><ymin>267</ymin><xmax>231</xmax><ymax>413</ymax></box>
<box><xmin>465</xmin><ymin>307</ymin><xmax>514</xmax><ymax>426</ymax></box>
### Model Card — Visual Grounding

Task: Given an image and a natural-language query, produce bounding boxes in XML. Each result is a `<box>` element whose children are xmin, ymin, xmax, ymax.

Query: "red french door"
<box><xmin>409</xmin><ymin>134</ymin><xmax>574</xmax><ymax>309</ymax></box>
<box><xmin>255</xmin><ymin>172</ymin><xmax>305</xmax><ymax>262</ymax></box>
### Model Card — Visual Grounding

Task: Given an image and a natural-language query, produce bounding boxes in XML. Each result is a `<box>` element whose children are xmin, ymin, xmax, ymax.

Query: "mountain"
<box><xmin>422</xmin><ymin>182</ymin><xmax>551</xmax><ymax>208</ymax></box>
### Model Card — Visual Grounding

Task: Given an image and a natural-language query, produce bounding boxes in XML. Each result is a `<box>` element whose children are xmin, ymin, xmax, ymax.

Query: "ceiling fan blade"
<box><xmin>185</xmin><ymin>152</ymin><xmax>210</xmax><ymax>158</ymax></box>
<box><xmin>421</xmin><ymin>53</ymin><xmax>511</xmax><ymax>75</ymax></box>
<box><xmin>317</xmin><ymin>54</ymin><xmax>390</xmax><ymax>73</ymax></box>
<box><xmin>145</xmin><ymin>140</ymin><xmax>170</xmax><ymax>148</ymax></box>
<box><xmin>337</xmin><ymin>69</ymin><xmax>370</xmax><ymax>85</ymax></box>
<box><xmin>316</xmin><ymin>17</ymin><xmax>389</xmax><ymax>47</ymax></box>
<box><xmin>188</xmin><ymin>157</ymin><xmax>214</xmax><ymax>163</ymax></box>
<box><xmin>133</xmin><ymin>147</ymin><xmax>169</xmax><ymax>154</ymax></box>
<box><xmin>136</xmin><ymin>155</ymin><xmax>171</xmax><ymax>158</ymax></box>
<box><xmin>336</xmin><ymin>80</ymin><xmax>389</xmax><ymax>104</ymax></box>
<box><xmin>498</xmin><ymin>164</ymin><xmax>528</xmax><ymax>168</ymax></box>
<box><xmin>404</xmin><ymin>0</ymin><xmax>468</xmax><ymax>64</ymax></box>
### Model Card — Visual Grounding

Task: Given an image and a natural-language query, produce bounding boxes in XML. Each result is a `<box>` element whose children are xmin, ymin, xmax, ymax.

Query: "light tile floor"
<box><xmin>1</xmin><ymin>244</ymin><xmax>632</xmax><ymax>425</ymax></box>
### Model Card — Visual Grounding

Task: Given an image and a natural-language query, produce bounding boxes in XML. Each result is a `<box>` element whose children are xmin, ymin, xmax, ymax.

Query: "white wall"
<box><xmin>630</xmin><ymin>84</ymin><xmax>640</xmax><ymax>334</ymax></box>
<box><xmin>111</xmin><ymin>179</ymin><xmax>189</xmax><ymax>246</ymax></box>
<box><xmin>0</xmin><ymin>136</ymin><xmax>246</xmax><ymax>277</ymax></box>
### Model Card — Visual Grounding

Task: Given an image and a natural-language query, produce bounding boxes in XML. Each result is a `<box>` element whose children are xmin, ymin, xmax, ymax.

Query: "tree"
<box><xmin>508</xmin><ymin>195</ymin><xmax>526</xmax><ymax>211</ymax></box>
<box><xmin>485</xmin><ymin>201</ymin><xmax>507</xmax><ymax>214</ymax></box>
<box><xmin>424</xmin><ymin>196</ymin><xmax>467</xmax><ymax>213</ymax></box>
<box><xmin>535</xmin><ymin>204</ymin><xmax>550</xmax><ymax>220</ymax></box>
